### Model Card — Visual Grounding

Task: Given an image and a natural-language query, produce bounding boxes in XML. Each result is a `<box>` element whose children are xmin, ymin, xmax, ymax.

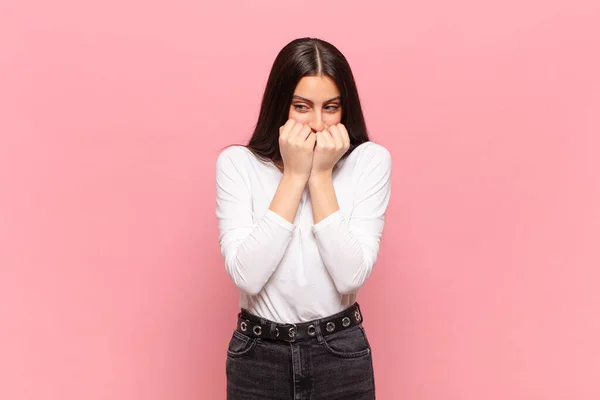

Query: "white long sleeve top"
<box><xmin>215</xmin><ymin>141</ymin><xmax>392</xmax><ymax>323</ymax></box>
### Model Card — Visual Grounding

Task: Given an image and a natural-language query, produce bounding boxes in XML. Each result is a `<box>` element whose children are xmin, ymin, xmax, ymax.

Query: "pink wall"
<box><xmin>1</xmin><ymin>1</ymin><xmax>599</xmax><ymax>398</ymax></box>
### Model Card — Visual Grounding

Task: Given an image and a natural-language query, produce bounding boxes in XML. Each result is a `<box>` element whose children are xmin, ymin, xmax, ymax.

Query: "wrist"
<box><xmin>309</xmin><ymin>170</ymin><xmax>333</xmax><ymax>184</ymax></box>
<box><xmin>282</xmin><ymin>171</ymin><xmax>309</xmax><ymax>187</ymax></box>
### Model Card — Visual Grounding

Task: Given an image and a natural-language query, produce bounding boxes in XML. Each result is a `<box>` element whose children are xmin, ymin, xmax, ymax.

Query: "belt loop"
<box><xmin>314</xmin><ymin>320</ymin><xmax>325</xmax><ymax>344</ymax></box>
<box><xmin>270</xmin><ymin>322</ymin><xmax>277</xmax><ymax>339</ymax></box>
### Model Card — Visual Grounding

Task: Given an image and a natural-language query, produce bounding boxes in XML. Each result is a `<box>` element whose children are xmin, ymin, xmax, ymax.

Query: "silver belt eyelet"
<box><xmin>354</xmin><ymin>310</ymin><xmax>361</xmax><ymax>322</ymax></box>
<box><xmin>342</xmin><ymin>317</ymin><xmax>351</xmax><ymax>327</ymax></box>
<box><xmin>240</xmin><ymin>321</ymin><xmax>248</xmax><ymax>331</ymax></box>
<box><xmin>326</xmin><ymin>321</ymin><xmax>336</xmax><ymax>332</ymax></box>
<box><xmin>285</xmin><ymin>324</ymin><xmax>297</xmax><ymax>342</ymax></box>
<box><xmin>253</xmin><ymin>325</ymin><xmax>262</xmax><ymax>336</ymax></box>
<box><xmin>307</xmin><ymin>324</ymin><xmax>316</xmax><ymax>336</ymax></box>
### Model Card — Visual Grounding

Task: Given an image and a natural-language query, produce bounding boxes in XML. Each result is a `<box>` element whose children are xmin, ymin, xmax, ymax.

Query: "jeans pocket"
<box><xmin>321</xmin><ymin>325</ymin><xmax>371</xmax><ymax>358</ymax></box>
<box><xmin>227</xmin><ymin>330</ymin><xmax>258</xmax><ymax>358</ymax></box>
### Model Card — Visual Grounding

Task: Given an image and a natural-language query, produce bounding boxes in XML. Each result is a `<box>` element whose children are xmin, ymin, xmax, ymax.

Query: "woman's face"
<box><xmin>288</xmin><ymin>75</ymin><xmax>342</xmax><ymax>132</ymax></box>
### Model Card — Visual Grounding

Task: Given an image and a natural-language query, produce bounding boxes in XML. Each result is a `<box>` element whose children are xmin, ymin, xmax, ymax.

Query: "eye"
<box><xmin>325</xmin><ymin>105</ymin><xmax>340</xmax><ymax>112</ymax></box>
<box><xmin>293</xmin><ymin>104</ymin><xmax>309</xmax><ymax>112</ymax></box>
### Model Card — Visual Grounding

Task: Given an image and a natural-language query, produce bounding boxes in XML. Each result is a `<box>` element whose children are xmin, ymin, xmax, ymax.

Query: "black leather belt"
<box><xmin>235</xmin><ymin>303</ymin><xmax>364</xmax><ymax>342</ymax></box>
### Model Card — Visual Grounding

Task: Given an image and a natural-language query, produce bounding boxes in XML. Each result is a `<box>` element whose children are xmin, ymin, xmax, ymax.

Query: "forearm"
<box><xmin>308</xmin><ymin>171</ymin><xmax>339</xmax><ymax>224</ymax></box>
<box><xmin>312</xmin><ymin>215</ymin><xmax>372</xmax><ymax>294</ymax></box>
<box><xmin>223</xmin><ymin>210</ymin><xmax>296</xmax><ymax>295</ymax></box>
<box><xmin>225</xmin><ymin>173</ymin><xmax>306</xmax><ymax>295</ymax></box>
<box><xmin>269</xmin><ymin>173</ymin><xmax>307</xmax><ymax>224</ymax></box>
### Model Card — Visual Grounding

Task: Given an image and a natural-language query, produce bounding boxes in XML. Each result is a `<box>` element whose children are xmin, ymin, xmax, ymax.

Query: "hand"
<box><xmin>311</xmin><ymin>123</ymin><xmax>350</xmax><ymax>176</ymax></box>
<box><xmin>279</xmin><ymin>119</ymin><xmax>317</xmax><ymax>181</ymax></box>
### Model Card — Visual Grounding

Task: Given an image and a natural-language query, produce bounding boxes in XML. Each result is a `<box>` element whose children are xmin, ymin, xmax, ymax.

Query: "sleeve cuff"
<box><xmin>265</xmin><ymin>209</ymin><xmax>297</xmax><ymax>232</ymax></box>
<box><xmin>312</xmin><ymin>209</ymin><xmax>343</xmax><ymax>233</ymax></box>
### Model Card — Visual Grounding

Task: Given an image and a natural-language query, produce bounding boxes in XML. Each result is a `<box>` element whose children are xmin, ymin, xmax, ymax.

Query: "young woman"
<box><xmin>215</xmin><ymin>37</ymin><xmax>392</xmax><ymax>399</ymax></box>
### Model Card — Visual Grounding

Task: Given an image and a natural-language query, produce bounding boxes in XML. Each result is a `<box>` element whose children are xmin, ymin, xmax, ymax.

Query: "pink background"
<box><xmin>1</xmin><ymin>0</ymin><xmax>599</xmax><ymax>399</ymax></box>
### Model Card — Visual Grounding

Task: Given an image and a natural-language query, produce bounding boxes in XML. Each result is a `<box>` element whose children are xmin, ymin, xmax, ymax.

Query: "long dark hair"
<box><xmin>246</xmin><ymin>37</ymin><xmax>369</xmax><ymax>165</ymax></box>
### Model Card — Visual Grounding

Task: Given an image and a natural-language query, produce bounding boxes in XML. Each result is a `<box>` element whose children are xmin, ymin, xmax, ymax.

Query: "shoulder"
<box><xmin>351</xmin><ymin>141</ymin><xmax>392</xmax><ymax>167</ymax></box>
<box><xmin>217</xmin><ymin>145</ymin><xmax>252</xmax><ymax>162</ymax></box>
<box><xmin>216</xmin><ymin>145</ymin><xmax>254</xmax><ymax>170</ymax></box>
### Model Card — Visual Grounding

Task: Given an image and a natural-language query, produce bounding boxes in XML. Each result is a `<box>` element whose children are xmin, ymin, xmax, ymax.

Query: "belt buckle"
<box><xmin>283</xmin><ymin>323</ymin><xmax>298</xmax><ymax>342</ymax></box>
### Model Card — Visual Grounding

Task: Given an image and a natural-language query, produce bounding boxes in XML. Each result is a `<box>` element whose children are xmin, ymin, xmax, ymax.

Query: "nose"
<box><xmin>309</xmin><ymin>112</ymin><xmax>324</xmax><ymax>133</ymax></box>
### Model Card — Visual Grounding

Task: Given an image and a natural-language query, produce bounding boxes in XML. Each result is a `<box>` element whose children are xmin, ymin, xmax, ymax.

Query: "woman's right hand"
<box><xmin>279</xmin><ymin>119</ymin><xmax>316</xmax><ymax>181</ymax></box>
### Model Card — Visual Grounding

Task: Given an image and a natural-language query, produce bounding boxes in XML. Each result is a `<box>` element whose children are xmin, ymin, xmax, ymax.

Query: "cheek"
<box><xmin>288</xmin><ymin>108</ymin><xmax>310</xmax><ymax>123</ymax></box>
<box><xmin>324</xmin><ymin>113</ymin><xmax>342</xmax><ymax>126</ymax></box>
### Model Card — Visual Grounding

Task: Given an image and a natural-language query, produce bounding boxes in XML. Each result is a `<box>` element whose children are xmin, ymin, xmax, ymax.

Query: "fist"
<box><xmin>278</xmin><ymin>119</ymin><xmax>317</xmax><ymax>180</ymax></box>
<box><xmin>312</xmin><ymin>123</ymin><xmax>350</xmax><ymax>174</ymax></box>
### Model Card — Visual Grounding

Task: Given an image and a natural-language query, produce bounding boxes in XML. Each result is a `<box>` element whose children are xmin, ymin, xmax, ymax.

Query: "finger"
<box><xmin>306</xmin><ymin>132</ymin><xmax>317</xmax><ymax>149</ymax></box>
<box><xmin>299</xmin><ymin>124</ymin><xmax>312</xmax><ymax>141</ymax></box>
<box><xmin>314</xmin><ymin>131</ymin><xmax>322</xmax><ymax>149</ymax></box>
<box><xmin>336</xmin><ymin>123</ymin><xmax>350</xmax><ymax>148</ymax></box>
<box><xmin>328</xmin><ymin>125</ymin><xmax>344</xmax><ymax>148</ymax></box>
<box><xmin>288</xmin><ymin>121</ymin><xmax>304</xmax><ymax>139</ymax></box>
<box><xmin>279</xmin><ymin>118</ymin><xmax>296</xmax><ymax>138</ymax></box>
<box><xmin>318</xmin><ymin>129</ymin><xmax>334</xmax><ymax>148</ymax></box>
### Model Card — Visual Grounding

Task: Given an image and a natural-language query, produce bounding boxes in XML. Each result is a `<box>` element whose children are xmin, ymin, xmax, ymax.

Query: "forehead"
<box><xmin>293</xmin><ymin>75</ymin><xmax>340</xmax><ymax>100</ymax></box>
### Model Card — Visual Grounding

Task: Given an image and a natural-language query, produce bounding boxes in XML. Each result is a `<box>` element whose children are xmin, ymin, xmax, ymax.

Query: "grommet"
<box><xmin>355</xmin><ymin>310</ymin><xmax>361</xmax><ymax>322</ymax></box>
<box><xmin>288</xmin><ymin>326</ymin><xmax>297</xmax><ymax>338</ymax></box>
<box><xmin>253</xmin><ymin>325</ymin><xmax>262</xmax><ymax>336</ymax></box>
<box><xmin>342</xmin><ymin>317</ymin><xmax>351</xmax><ymax>327</ymax></box>
<box><xmin>240</xmin><ymin>321</ymin><xmax>247</xmax><ymax>331</ymax></box>
<box><xmin>307</xmin><ymin>325</ymin><xmax>316</xmax><ymax>336</ymax></box>
<box><xmin>326</xmin><ymin>322</ymin><xmax>336</xmax><ymax>332</ymax></box>
<box><xmin>275</xmin><ymin>327</ymin><xmax>279</xmax><ymax>337</ymax></box>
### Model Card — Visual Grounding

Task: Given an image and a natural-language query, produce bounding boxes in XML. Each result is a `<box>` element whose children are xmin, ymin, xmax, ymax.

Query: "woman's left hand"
<box><xmin>311</xmin><ymin>123</ymin><xmax>350</xmax><ymax>176</ymax></box>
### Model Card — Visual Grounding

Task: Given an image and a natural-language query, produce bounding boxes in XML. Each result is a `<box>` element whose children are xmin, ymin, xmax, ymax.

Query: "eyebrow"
<box><xmin>292</xmin><ymin>95</ymin><xmax>341</xmax><ymax>104</ymax></box>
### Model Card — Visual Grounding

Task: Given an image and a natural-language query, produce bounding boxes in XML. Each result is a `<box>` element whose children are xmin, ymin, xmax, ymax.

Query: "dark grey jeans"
<box><xmin>226</xmin><ymin>308</ymin><xmax>376</xmax><ymax>399</ymax></box>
